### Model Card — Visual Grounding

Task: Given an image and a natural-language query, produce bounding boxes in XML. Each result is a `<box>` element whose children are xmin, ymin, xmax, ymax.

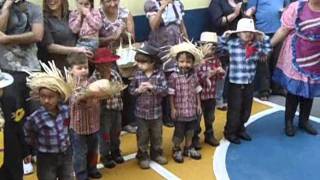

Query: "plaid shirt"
<box><xmin>218</xmin><ymin>36</ymin><xmax>272</xmax><ymax>84</ymax></box>
<box><xmin>94</xmin><ymin>70</ymin><xmax>123</xmax><ymax>111</ymax></box>
<box><xmin>197</xmin><ymin>57</ymin><xmax>223</xmax><ymax>100</ymax></box>
<box><xmin>24</xmin><ymin>104</ymin><xmax>70</xmax><ymax>153</ymax></box>
<box><xmin>69</xmin><ymin>9</ymin><xmax>102</xmax><ymax>37</ymax></box>
<box><xmin>70</xmin><ymin>76</ymin><xmax>100</xmax><ymax>135</ymax></box>
<box><xmin>129</xmin><ymin>69</ymin><xmax>168</xmax><ymax>120</ymax></box>
<box><xmin>168</xmin><ymin>69</ymin><xmax>202</xmax><ymax>121</ymax></box>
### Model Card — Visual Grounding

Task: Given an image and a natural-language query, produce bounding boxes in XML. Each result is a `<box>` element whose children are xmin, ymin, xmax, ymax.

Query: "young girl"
<box><xmin>69</xmin><ymin>0</ymin><xmax>102</xmax><ymax>53</ymax></box>
<box><xmin>168</xmin><ymin>42</ymin><xmax>202</xmax><ymax>163</ymax></box>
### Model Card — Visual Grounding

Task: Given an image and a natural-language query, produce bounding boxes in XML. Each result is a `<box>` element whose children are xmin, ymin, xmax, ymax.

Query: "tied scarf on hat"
<box><xmin>245</xmin><ymin>42</ymin><xmax>257</xmax><ymax>60</ymax></box>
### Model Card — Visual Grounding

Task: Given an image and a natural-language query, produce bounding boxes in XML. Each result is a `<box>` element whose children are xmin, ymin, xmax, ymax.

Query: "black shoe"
<box><xmin>164</xmin><ymin>121</ymin><xmax>174</xmax><ymax>128</ymax></box>
<box><xmin>225</xmin><ymin>135</ymin><xmax>241</xmax><ymax>144</ymax></box>
<box><xmin>101</xmin><ymin>156</ymin><xmax>116</xmax><ymax>168</ymax></box>
<box><xmin>112</xmin><ymin>150</ymin><xmax>125</xmax><ymax>164</ymax></box>
<box><xmin>285</xmin><ymin>121</ymin><xmax>295</xmax><ymax>137</ymax></box>
<box><xmin>204</xmin><ymin>137</ymin><xmax>220</xmax><ymax>146</ymax></box>
<box><xmin>88</xmin><ymin>169</ymin><xmax>102</xmax><ymax>179</ymax></box>
<box><xmin>238</xmin><ymin>131</ymin><xmax>252</xmax><ymax>141</ymax></box>
<box><xmin>299</xmin><ymin>122</ymin><xmax>318</xmax><ymax>135</ymax></box>
<box><xmin>192</xmin><ymin>139</ymin><xmax>202</xmax><ymax>150</ymax></box>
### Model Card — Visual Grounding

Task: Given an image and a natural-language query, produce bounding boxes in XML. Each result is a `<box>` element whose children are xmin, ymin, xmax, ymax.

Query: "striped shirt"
<box><xmin>197</xmin><ymin>57</ymin><xmax>223</xmax><ymax>100</ymax></box>
<box><xmin>129</xmin><ymin>69</ymin><xmax>168</xmax><ymax>120</ymax></box>
<box><xmin>24</xmin><ymin>105</ymin><xmax>70</xmax><ymax>153</ymax></box>
<box><xmin>69</xmin><ymin>9</ymin><xmax>102</xmax><ymax>37</ymax></box>
<box><xmin>218</xmin><ymin>36</ymin><xmax>272</xmax><ymax>84</ymax></box>
<box><xmin>168</xmin><ymin>69</ymin><xmax>202</xmax><ymax>121</ymax></box>
<box><xmin>94</xmin><ymin>70</ymin><xmax>123</xmax><ymax>111</ymax></box>
<box><xmin>70</xmin><ymin>76</ymin><xmax>100</xmax><ymax>135</ymax></box>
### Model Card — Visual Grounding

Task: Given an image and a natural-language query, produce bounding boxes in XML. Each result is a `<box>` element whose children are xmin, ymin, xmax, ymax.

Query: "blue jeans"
<box><xmin>70</xmin><ymin>130</ymin><xmax>99</xmax><ymax>180</ymax></box>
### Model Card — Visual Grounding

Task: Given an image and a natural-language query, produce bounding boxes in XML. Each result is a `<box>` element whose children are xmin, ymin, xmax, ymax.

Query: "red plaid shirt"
<box><xmin>168</xmin><ymin>70</ymin><xmax>202</xmax><ymax>121</ymax></box>
<box><xmin>197</xmin><ymin>57</ymin><xmax>223</xmax><ymax>100</ymax></box>
<box><xmin>70</xmin><ymin>76</ymin><xmax>100</xmax><ymax>135</ymax></box>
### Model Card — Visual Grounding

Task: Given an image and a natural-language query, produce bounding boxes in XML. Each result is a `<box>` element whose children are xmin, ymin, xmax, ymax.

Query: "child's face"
<box><xmin>238</xmin><ymin>32</ymin><xmax>255</xmax><ymax>42</ymax></box>
<box><xmin>95</xmin><ymin>63</ymin><xmax>112</xmax><ymax>74</ymax></box>
<box><xmin>177</xmin><ymin>53</ymin><xmax>194</xmax><ymax>73</ymax></box>
<box><xmin>70</xmin><ymin>63</ymin><xmax>89</xmax><ymax>80</ymax></box>
<box><xmin>77</xmin><ymin>0</ymin><xmax>91</xmax><ymax>9</ymax></box>
<box><xmin>101</xmin><ymin>0</ymin><xmax>119</xmax><ymax>13</ymax></box>
<box><xmin>46</xmin><ymin>0</ymin><xmax>62</xmax><ymax>12</ymax></box>
<box><xmin>39</xmin><ymin>88</ymin><xmax>60</xmax><ymax>113</ymax></box>
<box><xmin>137</xmin><ymin>61</ymin><xmax>154</xmax><ymax>72</ymax></box>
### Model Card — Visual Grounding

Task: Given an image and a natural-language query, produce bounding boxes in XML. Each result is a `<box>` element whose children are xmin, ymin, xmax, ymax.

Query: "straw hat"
<box><xmin>87</xmin><ymin>79</ymin><xmax>127</xmax><ymax>98</ymax></box>
<box><xmin>0</xmin><ymin>71</ymin><xmax>13</xmax><ymax>88</ymax></box>
<box><xmin>199</xmin><ymin>32</ymin><xmax>218</xmax><ymax>44</ymax></box>
<box><xmin>229</xmin><ymin>18</ymin><xmax>264</xmax><ymax>35</ymax></box>
<box><xmin>94</xmin><ymin>48</ymin><xmax>120</xmax><ymax>64</ymax></box>
<box><xmin>169</xmin><ymin>42</ymin><xmax>203</xmax><ymax>64</ymax></box>
<box><xmin>27</xmin><ymin>61</ymin><xmax>75</xmax><ymax>102</ymax></box>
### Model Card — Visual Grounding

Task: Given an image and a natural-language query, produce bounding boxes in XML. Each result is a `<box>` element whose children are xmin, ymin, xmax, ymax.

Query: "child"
<box><xmin>129</xmin><ymin>44</ymin><xmax>168</xmax><ymax>169</ymax></box>
<box><xmin>93</xmin><ymin>48</ymin><xmax>125</xmax><ymax>168</ymax></box>
<box><xmin>168</xmin><ymin>42</ymin><xmax>202</xmax><ymax>163</ymax></box>
<box><xmin>69</xmin><ymin>0</ymin><xmax>102</xmax><ymax>53</ymax></box>
<box><xmin>192</xmin><ymin>32</ymin><xmax>225</xmax><ymax>149</ymax></box>
<box><xmin>67</xmin><ymin>53</ymin><xmax>102</xmax><ymax>179</ymax></box>
<box><xmin>219</xmin><ymin>18</ymin><xmax>272</xmax><ymax>144</ymax></box>
<box><xmin>23</xmin><ymin>62</ymin><xmax>74</xmax><ymax>180</ymax></box>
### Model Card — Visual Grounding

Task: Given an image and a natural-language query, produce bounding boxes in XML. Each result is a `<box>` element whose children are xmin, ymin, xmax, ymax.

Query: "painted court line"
<box><xmin>150</xmin><ymin>162</ymin><xmax>181</xmax><ymax>180</ymax></box>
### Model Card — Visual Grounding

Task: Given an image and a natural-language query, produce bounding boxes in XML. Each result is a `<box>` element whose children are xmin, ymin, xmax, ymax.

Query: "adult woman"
<box><xmin>38</xmin><ymin>0</ymin><xmax>93</xmax><ymax>70</ymax></box>
<box><xmin>271</xmin><ymin>0</ymin><xmax>320</xmax><ymax>137</ymax></box>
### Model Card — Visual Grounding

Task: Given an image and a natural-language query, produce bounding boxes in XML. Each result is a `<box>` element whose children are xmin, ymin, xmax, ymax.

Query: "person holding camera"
<box><xmin>0</xmin><ymin>0</ymin><xmax>43</xmax><ymax>179</ymax></box>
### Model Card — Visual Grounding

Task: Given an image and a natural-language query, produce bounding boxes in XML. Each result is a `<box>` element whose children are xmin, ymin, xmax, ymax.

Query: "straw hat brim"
<box><xmin>0</xmin><ymin>72</ymin><xmax>14</xmax><ymax>88</ymax></box>
<box><xmin>170</xmin><ymin>42</ymin><xmax>203</xmax><ymax>64</ymax></box>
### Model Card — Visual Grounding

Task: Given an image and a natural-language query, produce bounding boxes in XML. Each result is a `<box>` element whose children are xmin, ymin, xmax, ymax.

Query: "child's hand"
<box><xmin>24</xmin><ymin>155</ymin><xmax>32</xmax><ymax>164</ymax></box>
<box><xmin>80</xmin><ymin>6</ymin><xmax>90</xmax><ymax>16</ymax></box>
<box><xmin>222</xmin><ymin>30</ymin><xmax>233</xmax><ymax>38</ymax></box>
<box><xmin>260</xmin><ymin>55</ymin><xmax>268</xmax><ymax>63</ymax></box>
<box><xmin>245</xmin><ymin>7</ymin><xmax>256</xmax><ymax>17</ymax></box>
<box><xmin>216</xmin><ymin>67</ymin><xmax>226</xmax><ymax>76</ymax></box>
<box><xmin>197</xmin><ymin>105</ymin><xmax>202</xmax><ymax>116</ymax></box>
<box><xmin>137</xmin><ymin>83</ymin><xmax>148</xmax><ymax>93</ymax></box>
<box><xmin>256</xmin><ymin>33</ymin><xmax>265</xmax><ymax>42</ymax></box>
<box><xmin>208</xmin><ymin>69</ymin><xmax>216</xmax><ymax>78</ymax></box>
<box><xmin>171</xmin><ymin>107</ymin><xmax>177</xmax><ymax>120</ymax></box>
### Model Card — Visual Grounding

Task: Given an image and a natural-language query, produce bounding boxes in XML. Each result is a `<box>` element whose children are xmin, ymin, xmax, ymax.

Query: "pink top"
<box><xmin>69</xmin><ymin>9</ymin><xmax>102</xmax><ymax>37</ymax></box>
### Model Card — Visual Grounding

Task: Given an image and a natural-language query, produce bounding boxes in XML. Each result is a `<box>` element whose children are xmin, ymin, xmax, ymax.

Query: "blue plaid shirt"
<box><xmin>218</xmin><ymin>36</ymin><xmax>272</xmax><ymax>84</ymax></box>
<box><xmin>24</xmin><ymin>104</ymin><xmax>70</xmax><ymax>153</ymax></box>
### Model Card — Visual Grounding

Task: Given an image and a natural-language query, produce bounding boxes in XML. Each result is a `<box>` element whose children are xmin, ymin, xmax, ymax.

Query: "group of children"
<box><xmin>0</xmin><ymin>18</ymin><xmax>272</xmax><ymax>179</ymax></box>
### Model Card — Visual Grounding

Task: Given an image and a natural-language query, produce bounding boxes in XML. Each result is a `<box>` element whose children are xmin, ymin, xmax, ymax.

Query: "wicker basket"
<box><xmin>119</xmin><ymin>65</ymin><xmax>137</xmax><ymax>78</ymax></box>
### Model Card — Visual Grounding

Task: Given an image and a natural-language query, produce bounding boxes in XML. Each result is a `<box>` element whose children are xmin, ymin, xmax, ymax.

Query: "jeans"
<box><xmin>194</xmin><ymin>99</ymin><xmax>216</xmax><ymax>140</ymax></box>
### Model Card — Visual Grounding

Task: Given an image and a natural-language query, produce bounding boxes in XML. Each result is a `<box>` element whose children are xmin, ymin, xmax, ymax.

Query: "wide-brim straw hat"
<box><xmin>0</xmin><ymin>71</ymin><xmax>13</xmax><ymax>88</ymax></box>
<box><xmin>229</xmin><ymin>18</ymin><xmax>264</xmax><ymax>35</ymax></box>
<box><xmin>199</xmin><ymin>32</ymin><xmax>218</xmax><ymax>44</ymax></box>
<box><xmin>169</xmin><ymin>42</ymin><xmax>203</xmax><ymax>64</ymax></box>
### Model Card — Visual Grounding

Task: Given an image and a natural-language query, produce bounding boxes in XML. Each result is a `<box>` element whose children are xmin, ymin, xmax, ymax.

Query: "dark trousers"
<box><xmin>136</xmin><ymin>118</ymin><xmax>163</xmax><ymax>158</ymax></box>
<box><xmin>194</xmin><ymin>99</ymin><xmax>216</xmax><ymax>140</ymax></box>
<box><xmin>0</xmin><ymin>71</ymin><xmax>37</xmax><ymax>180</ymax></box>
<box><xmin>122</xmin><ymin>78</ymin><xmax>136</xmax><ymax>127</ymax></box>
<box><xmin>285</xmin><ymin>93</ymin><xmax>313</xmax><ymax>124</ymax></box>
<box><xmin>99</xmin><ymin>109</ymin><xmax>122</xmax><ymax>158</ymax></box>
<box><xmin>36</xmin><ymin>149</ymin><xmax>74</xmax><ymax>180</ymax></box>
<box><xmin>70</xmin><ymin>130</ymin><xmax>99</xmax><ymax>180</ymax></box>
<box><xmin>173</xmin><ymin>120</ymin><xmax>197</xmax><ymax>147</ymax></box>
<box><xmin>224</xmin><ymin>83</ymin><xmax>254</xmax><ymax>137</ymax></box>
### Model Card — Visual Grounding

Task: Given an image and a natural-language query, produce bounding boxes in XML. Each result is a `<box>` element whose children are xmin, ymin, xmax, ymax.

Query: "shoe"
<box><xmin>285</xmin><ymin>120</ymin><xmax>295</xmax><ymax>137</ymax></box>
<box><xmin>225</xmin><ymin>135</ymin><xmax>241</xmax><ymax>144</ymax></box>
<box><xmin>217</xmin><ymin>104</ymin><xmax>228</xmax><ymax>111</ymax></box>
<box><xmin>138</xmin><ymin>159</ymin><xmax>150</xmax><ymax>169</ymax></box>
<box><xmin>299</xmin><ymin>122</ymin><xmax>318</xmax><ymax>135</ymax></box>
<box><xmin>88</xmin><ymin>169</ymin><xmax>102</xmax><ymax>179</ymax></box>
<box><xmin>192</xmin><ymin>139</ymin><xmax>202</xmax><ymax>150</ymax></box>
<box><xmin>164</xmin><ymin>121</ymin><xmax>174</xmax><ymax>128</ymax></box>
<box><xmin>101</xmin><ymin>156</ymin><xmax>116</xmax><ymax>168</ymax></box>
<box><xmin>238</xmin><ymin>131</ymin><xmax>252</xmax><ymax>141</ymax></box>
<box><xmin>172</xmin><ymin>149</ymin><xmax>184</xmax><ymax>163</ymax></box>
<box><xmin>152</xmin><ymin>155</ymin><xmax>168</xmax><ymax>165</ymax></box>
<box><xmin>123</xmin><ymin>125</ymin><xmax>137</xmax><ymax>134</ymax></box>
<box><xmin>112</xmin><ymin>150</ymin><xmax>125</xmax><ymax>164</ymax></box>
<box><xmin>204</xmin><ymin>136</ymin><xmax>220</xmax><ymax>146</ymax></box>
<box><xmin>183</xmin><ymin>147</ymin><xmax>201</xmax><ymax>160</ymax></box>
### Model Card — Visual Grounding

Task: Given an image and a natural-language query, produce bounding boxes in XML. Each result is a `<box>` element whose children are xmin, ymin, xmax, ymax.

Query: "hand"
<box><xmin>208</xmin><ymin>69</ymin><xmax>216</xmax><ymax>78</ymax></box>
<box><xmin>2</xmin><ymin>0</ymin><xmax>14</xmax><ymax>9</ymax></box>
<box><xmin>81</xmin><ymin>6</ymin><xmax>90</xmax><ymax>16</ymax></box>
<box><xmin>141</xmin><ymin>82</ymin><xmax>154</xmax><ymax>90</ymax></box>
<box><xmin>222</xmin><ymin>30</ymin><xmax>233</xmax><ymax>38</ymax></box>
<box><xmin>171</xmin><ymin>107</ymin><xmax>177</xmax><ymax>120</ymax></box>
<box><xmin>136</xmin><ymin>84</ymin><xmax>148</xmax><ymax>93</ymax></box>
<box><xmin>216</xmin><ymin>67</ymin><xmax>226</xmax><ymax>76</ymax></box>
<box><xmin>24</xmin><ymin>155</ymin><xmax>32</xmax><ymax>164</ymax></box>
<box><xmin>245</xmin><ymin>7</ymin><xmax>256</xmax><ymax>17</ymax></box>
<box><xmin>0</xmin><ymin>31</ymin><xmax>9</xmax><ymax>44</ymax></box>
<box><xmin>233</xmin><ymin>2</ymin><xmax>242</xmax><ymax>17</ymax></box>
<box><xmin>256</xmin><ymin>32</ymin><xmax>265</xmax><ymax>42</ymax></box>
<box><xmin>73</xmin><ymin>47</ymin><xmax>94</xmax><ymax>59</ymax></box>
<box><xmin>159</xmin><ymin>0</ymin><xmax>173</xmax><ymax>10</ymax></box>
<box><xmin>197</xmin><ymin>105</ymin><xmax>202</xmax><ymax>116</ymax></box>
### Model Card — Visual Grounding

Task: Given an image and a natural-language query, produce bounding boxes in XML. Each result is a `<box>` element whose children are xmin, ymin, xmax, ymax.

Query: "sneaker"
<box><xmin>299</xmin><ymin>122</ymin><xmax>318</xmax><ymax>135</ymax></box>
<box><xmin>123</xmin><ymin>125</ymin><xmax>137</xmax><ymax>134</ymax></box>
<box><xmin>216</xmin><ymin>104</ymin><xmax>228</xmax><ymax>111</ymax></box>
<box><xmin>152</xmin><ymin>155</ymin><xmax>168</xmax><ymax>165</ymax></box>
<box><xmin>23</xmin><ymin>162</ymin><xmax>34</xmax><ymax>175</ymax></box>
<box><xmin>204</xmin><ymin>136</ymin><xmax>220</xmax><ymax>146</ymax></box>
<box><xmin>138</xmin><ymin>159</ymin><xmax>150</xmax><ymax>169</ymax></box>
<box><xmin>183</xmin><ymin>147</ymin><xmax>201</xmax><ymax>160</ymax></box>
<box><xmin>163</xmin><ymin>121</ymin><xmax>174</xmax><ymax>128</ymax></box>
<box><xmin>172</xmin><ymin>149</ymin><xmax>184</xmax><ymax>163</ymax></box>
<box><xmin>88</xmin><ymin>168</ymin><xmax>102</xmax><ymax>179</ymax></box>
<box><xmin>112</xmin><ymin>150</ymin><xmax>125</xmax><ymax>164</ymax></box>
<box><xmin>192</xmin><ymin>139</ymin><xmax>202</xmax><ymax>150</ymax></box>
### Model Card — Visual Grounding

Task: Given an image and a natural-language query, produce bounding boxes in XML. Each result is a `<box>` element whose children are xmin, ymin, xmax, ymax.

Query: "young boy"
<box><xmin>93</xmin><ymin>48</ymin><xmax>125</xmax><ymax>168</ymax></box>
<box><xmin>219</xmin><ymin>18</ymin><xmax>272</xmax><ymax>144</ymax></box>
<box><xmin>193</xmin><ymin>32</ymin><xmax>225</xmax><ymax>149</ymax></box>
<box><xmin>168</xmin><ymin>42</ymin><xmax>202</xmax><ymax>163</ymax></box>
<box><xmin>68</xmin><ymin>53</ymin><xmax>102</xmax><ymax>179</ymax></box>
<box><xmin>129</xmin><ymin>44</ymin><xmax>168</xmax><ymax>169</ymax></box>
<box><xmin>23</xmin><ymin>62</ymin><xmax>74</xmax><ymax>180</ymax></box>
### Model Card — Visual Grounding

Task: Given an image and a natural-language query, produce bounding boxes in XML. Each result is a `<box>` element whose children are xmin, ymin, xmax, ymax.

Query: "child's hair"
<box><xmin>77</xmin><ymin>0</ymin><xmax>94</xmax><ymax>8</ymax></box>
<box><xmin>135</xmin><ymin>52</ymin><xmax>161</xmax><ymax>69</ymax></box>
<box><xmin>176</xmin><ymin>51</ymin><xmax>195</xmax><ymax>62</ymax></box>
<box><xmin>67</xmin><ymin>52</ymin><xmax>88</xmax><ymax>67</ymax></box>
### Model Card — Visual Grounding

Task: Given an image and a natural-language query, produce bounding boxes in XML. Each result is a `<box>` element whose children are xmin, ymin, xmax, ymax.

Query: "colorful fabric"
<box><xmin>197</xmin><ymin>58</ymin><xmax>223</xmax><ymax>100</ymax></box>
<box><xmin>24</xmin><ymin>105</ymin><xmax>70</xmax><ymax>153</ymax></box>
<box><xmin>69</xmin><ymin>9</ymin><xmax>102</xmax><ymax>37</ymax></box>
<box><xmin>129</xmin><ymin>69</ymin><xmax>168</xmax><ymax>120</ymax></box>
<box><xmin>218</xmin><ymin>36</ymin><xmax>272</xmax><ymax>84</ymax></box>
<box><xmin>168</xmin><ymin>70</ymin><xmax>202</xmax><ymax>121</ymax></box>
<box><xmin>70</xmin><ymin>76</ymin><xmax>100</xmax><ymax>135</ymax></box>
<box><xmin>272</xmin><ymin>1</ymin><xmax>320</xmax><ymax>98</ymax></box>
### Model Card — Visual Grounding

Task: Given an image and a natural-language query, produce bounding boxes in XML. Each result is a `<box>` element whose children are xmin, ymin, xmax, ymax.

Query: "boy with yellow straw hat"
<box><xmin>23</xmin><ymin>61</ymin><xmax>74</xmax><ymax>180</ymax></box>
